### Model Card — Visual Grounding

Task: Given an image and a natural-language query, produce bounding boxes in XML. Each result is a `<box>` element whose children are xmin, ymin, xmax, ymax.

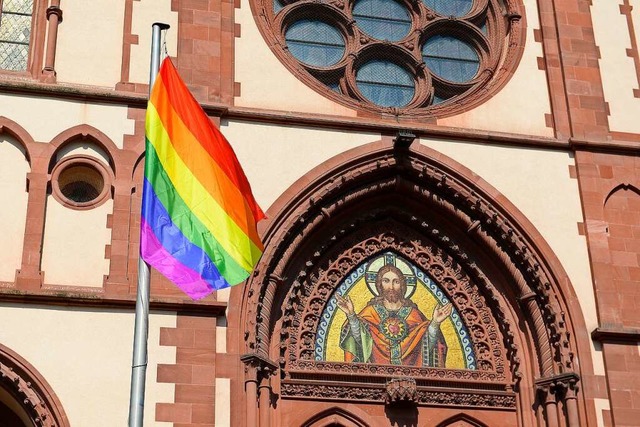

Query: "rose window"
<box><xmin>260</xmin><ymin>0</ymin><xmax>523</xmax><ymax>117</ymax></box>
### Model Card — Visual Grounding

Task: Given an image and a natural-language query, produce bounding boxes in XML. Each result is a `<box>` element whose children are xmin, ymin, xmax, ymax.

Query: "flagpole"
<box><xmin>128</xmin><ymin>22</ymin><xmax>170</xmax><ymax>427</ymax></box>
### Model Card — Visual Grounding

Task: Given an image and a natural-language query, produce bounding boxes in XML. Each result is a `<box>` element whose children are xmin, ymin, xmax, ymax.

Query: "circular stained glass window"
<box><xmin>423</xmin><ymin>0</ymin><xmax>473</xmax><ymax>17</ymax></box>
<box><xmin>353</xmin><ymin>0</ymin><xmax>411</xmax><ymax>42</ymax></box>
<box><xmin>263</xmin><ymin>0</ymin><xmax>523</xmax><ymax>116</ymax></box>
<box><xmin>423</xmin><ymin>35</ymin><xmax>480</xmax><ymax>83</ymax></box>
<box><xmin>285</xmin><ymin>20</ymin><xmax>346</xmax><ymax>67</ymax></box>
<box><xmin>356</xmin><ymin>61</ymin><xmax>415</xmax><ymax>107</ymax></box>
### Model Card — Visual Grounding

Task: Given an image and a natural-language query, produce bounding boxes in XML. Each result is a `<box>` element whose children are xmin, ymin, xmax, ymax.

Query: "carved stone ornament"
<box><xmin>242</xmin><ymin>143</ymin><xmax>579</xmax><ymax>407</ymax></box>
<box><xmin>0</xmin><ymin>344</ymin><xmax>69</xmax><ymax>427</ymax></box>
<box><xmin>385</xmin><ymin>378</ymin><xmax>418</xmax><ymax>404</ymax></box>
<box><xmin>280</xmin><ymin>382</ymin><xmax>517</xmax><ymax>409</ymax></box>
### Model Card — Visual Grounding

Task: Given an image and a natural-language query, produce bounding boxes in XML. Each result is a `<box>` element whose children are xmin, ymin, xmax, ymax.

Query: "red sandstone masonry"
<box><xmin>539</xmin><ymin>0</ymin><xmax>609</xmax><ymax>140</ymax></box>
<box><xmin>576</xmin><ymin>149</ymin><xmax>640</xmax><ymax>427</ymax></box>
<box><xmin>156</xmin><ymin>314</ymin><xmax>218</xmax><ymax>425</ymax></box>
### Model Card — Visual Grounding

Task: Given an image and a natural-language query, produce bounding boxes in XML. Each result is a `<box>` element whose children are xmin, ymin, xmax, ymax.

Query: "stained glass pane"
<box><xmin>0</xmin><ymin>42</ymin><xmax>28</xmax><ymax>70</ymax></box>
<box><xmin>286</xmin><ymin>20</ymin><xmax>345</xmax><ymax>67</ymax></box>
<box><xmin>2</xmin><ymin>0</ymin><xmax>33</xmax><ymax>15</ymax></box>
<box><xmin>356</xmin><ymin>61</ymin><xmax>415</xmax><ymax>107</ymax></box>
<box><xmin>0</xmin><ymin>0</ymin><xmax>33</xmax><ymax>71</ymax></box>
<box><xmin>353</xmin><ymin>0</ymin><xmax>411</xmax><ymax>42</ymax></box>
<box><xmin>0</xmin><ymin>14</ymin><xmax>31</xmax><ymax>43</ymax></box>
<box><xmin>423</xmin><ymin>35</ymin><xmax>479</xmax><ymax>82</ymax></box>
<box><xmin>423</xmin><ymin>0</ymin><xmax>472</xmax><ymax>17</ymax></box>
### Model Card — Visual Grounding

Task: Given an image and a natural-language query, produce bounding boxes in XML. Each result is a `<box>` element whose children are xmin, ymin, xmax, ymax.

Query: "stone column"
<box><xmin>16</xmin><ymin>153</ymin><xmax>50</xmax><ymax>289</ymax></box>
<box><xmin>241</xmin><ymin>353</ymin><xmax>278</xmax><ymax>427</ymax></box>
<box><xmin>42</xmin><ymin>1</ymin><xmax>62</xmax><ymax>83</ymax></box>
<box><xmin>258</xmin><ymin>378</ymin><xmax>271</xmax><ymax>427</ymax></box>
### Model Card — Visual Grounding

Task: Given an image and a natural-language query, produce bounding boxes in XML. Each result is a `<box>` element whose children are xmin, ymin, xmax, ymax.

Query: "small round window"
<box><xmin>51</xmin><ymin>157</ymin><xmax>111</xmax><ymax>209</ymax></box>
<box><xmin>423</xmin><ymin>0</ymin><xmax>473</xmax><ymax>17</ymax></box>
<box><xmin>58</xmin><ymin>164</ymin><xmax>104</xmax><ymax>203</ymax></box>
<box><xmin>422</xmin><ymin>35</ymin><xmax>480</xmax><ymax>83</ymax></box>
<box><xmin>285</xmin><ymin>20</ymin><xmax>345</xmax><ymax>67</ymax></box>
<box><xmin>356</xmin><ymin>61</ymin><xmax>415</xmax><ymax>107</ymax></box>
<box><xmin>352</xmin><ymin>0</ymin><xmax>411</xmax><ymax>42</ymax></box>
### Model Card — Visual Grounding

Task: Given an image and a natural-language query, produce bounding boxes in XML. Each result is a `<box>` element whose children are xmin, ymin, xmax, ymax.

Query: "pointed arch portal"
<box><xmin>236</xmin><ymin>140</ymin><xmax>591</xmax><ymax>426</ymax></box>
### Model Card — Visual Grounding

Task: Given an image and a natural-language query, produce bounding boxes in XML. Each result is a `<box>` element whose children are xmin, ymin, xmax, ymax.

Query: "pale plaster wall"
<box><xmin>0</xmin><ymin>305</ymin><xmax>176</xmax><ymax>427</ymax></box>
<box><xmin>41</xmin><ymin>198</ymin><xmax>112</xmax><ymax>287</ymax></box>
<box><xmin>420</xmin><ymin>138</ymin><xmax>602</xmax><ymax>374</ymax></box>
<box><xmin>0</xmin><ymin>94</ymin><xmax>134</xmax><ymax>148</ymax></box>
<box><xmin>55</xmin><ymin>0</ymin><xmax>125</xmax><ymax>87</ymax></box>
<box><xmin>221</xmin><ymin>120</ymin><xmax>380</xmax><ymax>210</ymax></box>
<box><xmin>234</xmin><ymin>0</ymin><xmax>358</xmax><ymax>116</ymax></box>
<box><xmin>215</xmin><ymin>378</ymin><xmax>231</xmax><ymax>427</ymax></box>
<box><xmin>437</xmin><ymin>0</ymin><xmax>553</xmax><ymax>137</ymax></box>
<box><xmin>129</xmin><ymin>0</ymin><xmax>179</xmax><ymax>84</ymax></box>
<box><xmin>216</xmin><ymin>326</ymin><xmax>227</xmax><ymax>354</ymax></box>
<box><xmin>0</xmin><ymin>136</ymin><xmax>28</xmax><ymax>282</ymax></box>
<box><xmin>592</xmin><ymin>0</ymin><xmax>640</xmax><ymax>134</ymax></box>
<box><xmin>56</xmin><ymin>142</ymin><xmax>111</xmax><ymax>165</ymax></box>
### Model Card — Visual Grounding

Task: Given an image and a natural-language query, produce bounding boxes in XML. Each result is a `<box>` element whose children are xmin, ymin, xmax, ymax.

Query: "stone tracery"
<box><xmin>240</xmin><ymin>141</ymin><xmax>585</xmax><ymax>425</ymax></box>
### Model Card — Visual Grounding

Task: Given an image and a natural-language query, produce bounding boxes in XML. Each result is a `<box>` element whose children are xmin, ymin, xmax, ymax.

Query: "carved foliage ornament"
<box><xmin>244</xmin><ymin>146</ymin><xmax>575</xmax><ymax>387</ymax></box>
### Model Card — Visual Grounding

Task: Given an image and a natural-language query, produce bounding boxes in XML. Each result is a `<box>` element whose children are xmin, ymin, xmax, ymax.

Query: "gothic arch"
<box><xmin>48</xmin><ymin>125</ymin><xmax>118</xmax><ymax>174</ymax></box>
<box><xmin>301</xmin><ymin>407</ymin><xmax>370</xmax><ymax>427</ymax></box>
<box><xmin>0</xmin><ymin>116</ymin><xmax>35</xmax><ymax>165</ymax></box>
<box><xmin>0</xmin><ymin>344</ymin><xmax>69</xmax><ymax>427</ymax></box>
<box><xmin>235</xmin><ymin>139</ymin><xmax>591</xmax><ymax>426</ymax></box>
<box><xmin>436</xmin><ymin>413</ymin><xmax>488</xmax><ymax>427</ymax></box>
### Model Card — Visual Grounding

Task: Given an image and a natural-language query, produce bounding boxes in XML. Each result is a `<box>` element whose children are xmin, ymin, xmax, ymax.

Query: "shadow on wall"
<box><xmin>385</xmin><ymin>402</ymin><xmax>418</xmax><ymax>427</ymax></box>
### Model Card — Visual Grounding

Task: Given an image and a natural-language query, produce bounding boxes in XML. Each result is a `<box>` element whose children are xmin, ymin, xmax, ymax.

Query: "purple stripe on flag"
<box><xmin>141</xmin><ymin>218</ymin><xmax>215</xmax><ymax>300</ymax></box>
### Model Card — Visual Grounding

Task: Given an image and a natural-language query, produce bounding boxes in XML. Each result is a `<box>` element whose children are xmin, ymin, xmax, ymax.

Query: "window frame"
<box><xmin>0</xmin><ymin>0</ymin><xmax>46</xmax><ymax>78</ymax></box>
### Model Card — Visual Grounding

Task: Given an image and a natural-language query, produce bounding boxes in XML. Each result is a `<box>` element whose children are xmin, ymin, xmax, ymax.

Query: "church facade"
<box><xmin>0</xmin><ymin>0</ymin><xmax>638</xmax><ymax>426</ymax></box>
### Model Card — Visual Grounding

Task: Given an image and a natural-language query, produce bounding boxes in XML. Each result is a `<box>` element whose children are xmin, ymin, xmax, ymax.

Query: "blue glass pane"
<box><xmin>285</xmin><ymin>20</ymin><xmax>345</xmax><ymax>67</ymax></box>
<box><xmin>273</xmin><ymin>0</ymin><xmax>285</xmax><ymax>13</ymax></box>
<box><xmin>423</xmin><ymin>0</ymin><xmax>472</xmax><ymax>17</ymax></box>
<box><xmin>432</xmin><ymin>94</ymin><xmax>448</xmax><ymax>104</ymax></box>
<box><xmin>328</xmin><ymin>82</ymin><xmax>341</xmax><ymax>92</ymax></box>
<box><xmin>353</xmin><ymin>0</ymin><xmax>411</xmax><ymax>41</ymax></box>
<box><xmin>423</xmin><ymin>35</ymin><xmax>479</xmax><ymax>82</ymax></box>
<box><xmin>356</xmin><ymin>61</ymin><xmax>414</xmax><ymax>107</ymax></box>
<box><xmin>480</xmin><ymin>20</ymin><xmax>487</xmax><ymax>34</ymax></box>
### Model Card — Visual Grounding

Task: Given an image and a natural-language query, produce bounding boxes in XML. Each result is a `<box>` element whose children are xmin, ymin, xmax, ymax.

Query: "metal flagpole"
<box><xmin>128</xmin><ymin>22</ymin><xmax>170</xmax><ymax>427</ymax></box>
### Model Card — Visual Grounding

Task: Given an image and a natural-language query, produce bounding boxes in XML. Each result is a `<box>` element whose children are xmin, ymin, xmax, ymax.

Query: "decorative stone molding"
<box><xmin>239</xmin><ymin>142</ymin><xmax>584</xmax><ymax>422</ymax></box>
<box><xmin>385</xmin><ymin>378</ymin><xmax>418</xmax><ymax>404</ymax></box>
<box><xmin>243</xmin><ymin>143</ymin><xmax>575</xmax><ymax>377</ymax></box>
<box><xmin>0</xmin><ymin>344</ymin><xmax>69</xmax><ymax>426</ymax></box>
<box><xmin>591</xmin><ymin>327</ymin><xmax>640</xmax><ymax>343</ymax></box>
<box><xmin>281</xmin><ymin>382</ymin><xmax>517</xmax><ymax>409</ymax></box>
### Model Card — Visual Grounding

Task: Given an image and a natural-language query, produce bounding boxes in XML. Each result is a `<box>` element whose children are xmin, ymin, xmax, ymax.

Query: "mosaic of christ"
<box><xmin>315</xmin><ymin>252</ymin><xmax>476</xmax><ymax>369</ymax></box>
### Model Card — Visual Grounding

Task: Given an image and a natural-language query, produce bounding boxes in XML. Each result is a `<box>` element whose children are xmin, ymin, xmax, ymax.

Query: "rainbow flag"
<box><xmin>140</xmin><ymin>58</ymin><xmax>264</xmax><ymax>300</ymax></box>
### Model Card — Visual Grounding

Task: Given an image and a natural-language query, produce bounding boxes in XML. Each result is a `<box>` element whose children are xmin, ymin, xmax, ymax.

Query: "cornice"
<box><xmin>0</xmin><ymin>286</ymin><xmax>227</xmax><ymax>314</ymax></box>
<box><xmin>591</xmin><ymin>327</ymin><xmax>640</xmax><ymax>343</ymax></box>
<box><xmin>4</xmin><ymin>78</ymin><xmax>640</xmax><ymax>152</ymax></box>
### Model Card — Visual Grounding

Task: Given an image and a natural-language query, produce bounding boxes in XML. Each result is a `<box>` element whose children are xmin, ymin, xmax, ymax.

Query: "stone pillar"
<box><xmin>42</xmin><ymin>1</ymin><xmax>62</xmax><ymax>83</ymax></box>
<box><xmin>258</xmin><ymin>378</ymin><xmax>271</xmax><ymax>427</ymax></box>
<box><xmin>536</xmin><ymin>372</ymin><xmax>581</xmax><ymax>427</ymax></box>
<box><xmin>16</xmin><ymin>154</ymin><xmax>50</xmax><ymax>289</ymax></box>
<box><xmin>244</xmin><ymin>365</ymin><xmax>258</xmax><ymax>427</ymax></box>
<box><xmin>241</xmin><ymin>353</ymin><xmax>278</xmax><ymax>427</ymax></box>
